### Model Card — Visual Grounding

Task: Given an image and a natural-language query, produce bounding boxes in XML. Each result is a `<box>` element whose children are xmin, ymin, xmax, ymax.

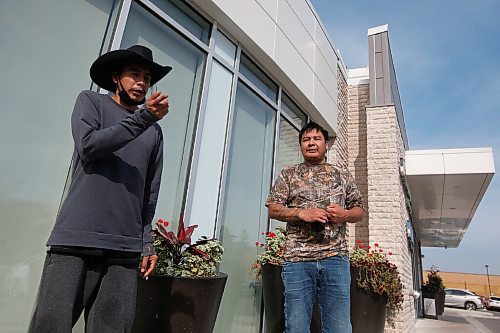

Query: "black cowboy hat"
<box><xmin>90</xmin><ymin>45</ymin><xmax>172</xmax><ymax>92</ymax></box>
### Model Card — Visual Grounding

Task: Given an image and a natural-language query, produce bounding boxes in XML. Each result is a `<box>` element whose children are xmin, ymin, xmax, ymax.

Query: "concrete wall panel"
<box><xmin>313</xmin><ymin>74</ymin><xmax>337</xmax><ymax>128</ymax></box>
<box><xmin>255</xmin><ymin>0</ymin><xmax>278</xmax><ymax>21</ymax></box>
<box><xmin>285</xmin><ymin>0</ymin><xmax>316</xmax><ymax>38</ymax></box>
<box><xmin>211</xmin><ymin>0</ymin><xmax>276</xmax><ymax>57</ymax></box>
<box><xmin>276</xmin><ymin>0</ymin><xmax>315</xmax><ymax>65</ymax></box>
<box><xmin>275</xmin><ymin>28</ymin><xmax>314</xmax><ymax>99</ymax></box>
<box><xmin>314</xmin><ymin>46</ymin><xmax>338</xmax><ymax>100</ymax></box>
<box><xmin>314</xmin><ymin>23</ymin><xmax>339</xmax><ymax>75</ymax></box>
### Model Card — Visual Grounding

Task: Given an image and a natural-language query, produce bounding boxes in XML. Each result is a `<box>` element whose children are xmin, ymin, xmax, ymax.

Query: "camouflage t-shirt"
<box><xmin>266</xmin><ymin>162</ymin><xmax>363</xmax><ymax>262</ymax></box>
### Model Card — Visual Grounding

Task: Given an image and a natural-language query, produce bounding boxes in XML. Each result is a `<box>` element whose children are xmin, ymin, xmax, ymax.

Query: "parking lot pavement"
<box><xmin>415</xmin><ymin>307</ymin><xmax>500</xmax><ymax>333</ymax></box>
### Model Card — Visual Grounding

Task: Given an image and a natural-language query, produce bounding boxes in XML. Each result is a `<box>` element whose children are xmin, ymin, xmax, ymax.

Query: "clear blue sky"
<box><xmin>310</xmin><ymin>0</ymin><xmax>500</xmax><ymax>275</ymax></box>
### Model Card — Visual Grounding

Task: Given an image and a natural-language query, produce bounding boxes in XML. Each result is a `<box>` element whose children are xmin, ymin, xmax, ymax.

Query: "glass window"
<box><xmin>215</xmin><ymin>81</ymin><xmax>276</xmax><ymax>332</ymax></box>
<box><xmin>122</xmin><ymin>2</ymin><xmax>206</xmax><ymax>224</ymax></box>
<box><xmin>149</xmin><ymin>0</ymin><xmax>210</xmax><ymax>44</ymax></box>
<box><xmin>281</xmin><ymin>93</ymin><xmax>307</xmax><ymax>127</ymax></box>
<box><xmin>213</xmin><ymin>29</ymin><xmax>237</xmax><ymax>66</ymax></box>
<box><xmin>270</xmin><ymin>117</ymin><xmax>303</xmax><ymax>230</ymax></box>
<box><xmin>277</xmin><ymin>117</ymin><xmax>302</xmax><ymax>172</ymax></box>
<box><xmin>187</xmin><ymin>60</ymin><xmax>234</xmax><ymax>237</ymax></box>
<box><xmin>0</xmin><ymin>0</ymin><xmax>115</xmax><ymax>331</ymax></box>
<box><xmin>239</xmin><ymin>52</ymin><xmax>278</xmax><ymax>101</ymax></box>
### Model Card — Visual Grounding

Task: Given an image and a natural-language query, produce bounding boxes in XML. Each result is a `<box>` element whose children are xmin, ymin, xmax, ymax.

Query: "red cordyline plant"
<box><xmin>154</xmin><ymin>216</ymin><xmax>223</xmax><ymax>277</ymax></box>
<box><xmin>251</xmin><ymin>226</ymin><xmax>286</xmax><ymax>279</ymax></box>
<box><xmin>350</xmin><ymin>240</ymin><xmax>404</xmax><ymax>311</ymax></box>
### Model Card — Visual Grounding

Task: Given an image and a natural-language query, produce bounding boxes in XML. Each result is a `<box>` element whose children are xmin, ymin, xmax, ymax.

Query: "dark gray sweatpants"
<box><xmin>28</xmin><ymin>249</ymin><xmax>141</xmax><ymax>333</ymax></box>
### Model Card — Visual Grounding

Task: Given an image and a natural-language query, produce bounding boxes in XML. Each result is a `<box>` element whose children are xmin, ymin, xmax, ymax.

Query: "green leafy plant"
<box><xmin>154</xmin><ymin>216</ymin><xmax>223</xmax><ymax>277</ymax></box>
<box><xmin>251</xmin><ymin>226</ymin><xmax>286</xmax><ymax>279</ymax></box>
<box><xmin>423</xmin><ymin>265</ymin><xmax>445</xmax><ymax>293</ymax></box>
<box><xmin>350</xmin><ymin>240</ymin><xmax>404</xmax><ymax>311</ymax></box>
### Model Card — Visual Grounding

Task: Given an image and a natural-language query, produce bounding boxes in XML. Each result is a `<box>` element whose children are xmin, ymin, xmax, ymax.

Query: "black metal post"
<box><xmin>485</xmin><ymin>265</ymin><xmax>492</xmax><ymax>296</ymax></box>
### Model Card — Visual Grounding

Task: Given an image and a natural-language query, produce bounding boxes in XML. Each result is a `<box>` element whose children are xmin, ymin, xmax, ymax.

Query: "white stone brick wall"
<box><xmin>365</xmin><ymin>105</ymin><xmax>416</xmax><ymax>333</ymax></box>
<box><xmin>346</xmin><ymin>79</ymin><xmax>417</xmax><ymax>332</ymax></box>
<box><xmin>331</xmin><ymin>65</ymin><xmax>348</xmax><ymax>168</ymax></box>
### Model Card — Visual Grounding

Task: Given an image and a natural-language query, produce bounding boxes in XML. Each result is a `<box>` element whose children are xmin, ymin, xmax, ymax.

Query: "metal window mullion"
<box><xmin>109</xmin><ymin>0</ymin><xmax>132</xmax><ymax>51</ymax></box>
<box><xmin>272</xmin><ymin>88</ymin><xmax>283</xmax><ymax>182</ymax></box>
<box><xmin>212</xmin><ymin>53</ymin><xmax>237</xmax><ymax>73</ymax></box>
<box><xmin>137</xmin><ymin>0</ymin><xmax>209</xmax><ymax>53</ymax></box>
<box><xmin>214</xmin><ymin>45</ymin><xmax>241</xmax><ymax>241</ymax></box>
<box><xmin>280</xmin><ymin>109</ymin><xmax>302</xmax><ymax>131</ymax></box>
<box><xmin>266</xmin><ymin>88</ymin><xmax>283</xmax><ymax>234</ymax></box>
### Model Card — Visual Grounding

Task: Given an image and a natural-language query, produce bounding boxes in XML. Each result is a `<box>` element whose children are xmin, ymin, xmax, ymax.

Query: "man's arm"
<box><xmin>140</xmin><ymin>129</ymin><xmax>163</xmax><ymax>278</ymax></box>
<box><xmin>326</xmin><ymin>205</ymin><xmax>363</xmax><ymax>223</ymax></box>
<box><xmin>72</xmin><ymin>91</ymin><xmax>168</xmax><ymax>162</ymax></box>
<box><xmin>268</xmin><ymin>203</ymin><xmax>329</xmax><ymax>223</ymax></box>
<box><xmin>325</xmin><ymin>168</ymin><xmax>364</xmax><ymax>224</ymax></box>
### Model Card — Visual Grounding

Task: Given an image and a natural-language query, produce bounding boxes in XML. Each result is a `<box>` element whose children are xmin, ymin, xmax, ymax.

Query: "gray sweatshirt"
<box><xmin>47</xmin><ymin>90</ymin><xmax>163</xmax><ymax>256</ymax></box>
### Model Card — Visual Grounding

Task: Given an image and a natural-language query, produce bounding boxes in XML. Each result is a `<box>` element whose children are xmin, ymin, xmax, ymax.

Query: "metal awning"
<box><xmin>405</xmin><ymin>148</ymin><xmax>495</xmax><ymax>248</ymax></box>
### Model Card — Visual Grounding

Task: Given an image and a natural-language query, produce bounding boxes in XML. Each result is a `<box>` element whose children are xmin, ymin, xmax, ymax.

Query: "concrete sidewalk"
<box><xmin>415</xmin><ymin>308</ymin><xmax>498</xmax><ymax>333</ymax></box>
<box><xmin>415</xmin><ymin>317</ymin><xmax>480</xmax><ymax>333</ymax></box>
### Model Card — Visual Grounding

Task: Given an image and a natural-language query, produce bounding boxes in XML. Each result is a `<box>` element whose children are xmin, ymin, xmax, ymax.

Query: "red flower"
<box><xmin>356</xmin><ymin>239</ymin><xmax>362</xmax><ymax>243</ymax></box>
<box><xmin>268</xmin><ymin>232</ymin><xmax>276</xmax><ymax>238</ymax></box>
<box><xmin>359</xmin><ymin>244</ymin><xmax>364</xmax><ymax>248</ymax></box>
<box><xmin>255</xmin><ymin>242</ymin><xmax>260</xmax><ymax>246</ymax></box>
<box><xmin>367</xmin><ymin>246</ymin><xmax>371</xmax><ymax>249</ymax></box>
<box><xmin>158</xmin><ymin>218</ymin><xmax>169</xmax><ymax>226</ymax></box>
<box><xmin>374</xmin><ymin>243</ymin><xmax>379</xmax><ymax>247</ymax></box>
<box><xmin>379</xmin><ymin>249</ymin><xmax>383</xmax><ymax>252</ymax></box>
<box><xmin>389</xmin><ymin>252</ymin><xmax>393</xmax><ymax>255</ymax></box>
<box><xmin>277</xmin><ymin>252</ymin><xmax>283</xmax><ymax>256</ymax></box>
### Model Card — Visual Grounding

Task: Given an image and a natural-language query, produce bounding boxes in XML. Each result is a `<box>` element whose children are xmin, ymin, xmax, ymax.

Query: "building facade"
<box><xmin>0</xmin><ymin>1</ymin><xmax>494</xmax><ymax>332</ymax></box>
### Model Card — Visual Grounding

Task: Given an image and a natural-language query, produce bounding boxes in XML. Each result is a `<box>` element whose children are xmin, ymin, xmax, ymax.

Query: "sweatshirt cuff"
<box><xmin>138</xmin><ymin>107</ymin><xmax>160</xmax><ymax>127</ymax></box>
<box><xmin>142</xmin><ymin>242</ymin><xmax>156</xmax><ymax>257</ymax></box>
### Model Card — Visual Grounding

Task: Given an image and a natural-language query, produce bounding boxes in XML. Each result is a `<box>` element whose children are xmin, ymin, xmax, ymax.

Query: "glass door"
<box><xmin>215</xmin><ymin>82</ymin><xmax>276</xmax><ymax>332</ymax></box>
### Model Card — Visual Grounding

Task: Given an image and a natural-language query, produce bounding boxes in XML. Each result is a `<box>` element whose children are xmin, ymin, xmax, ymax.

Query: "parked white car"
<box><xmin>487</xmin><ymin>296</ymin><xmax>500</xmax><ymax>311</ymax></box>
<box><xmin>444</xmin><ymin>288</ymin><xmax>483</xmax><ymax>311</ymax></box>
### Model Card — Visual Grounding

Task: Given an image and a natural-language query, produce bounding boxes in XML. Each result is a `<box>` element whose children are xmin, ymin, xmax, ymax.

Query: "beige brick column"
<box><xmin>331</xmin><ymin>65</ymin><xmax>349</xmax><ymax>169</ymax></box>
<box><xmin>366</xmin><ymin>105</ymin><xmax>415</xmax><ymax>332</ymax></box>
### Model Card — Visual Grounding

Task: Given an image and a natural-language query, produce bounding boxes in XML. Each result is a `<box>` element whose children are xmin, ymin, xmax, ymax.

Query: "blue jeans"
<box><xmin>282</xmin><ymin>255</ymin><xmax>351</xmax><ymax>333</ymax></box>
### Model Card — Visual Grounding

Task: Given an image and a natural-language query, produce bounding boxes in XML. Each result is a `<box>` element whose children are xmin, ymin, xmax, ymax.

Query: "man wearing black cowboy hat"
<box><xmin>29</xmin><ymin>45</ymin><xmax>171</xmax><ymax>332</ymax></box>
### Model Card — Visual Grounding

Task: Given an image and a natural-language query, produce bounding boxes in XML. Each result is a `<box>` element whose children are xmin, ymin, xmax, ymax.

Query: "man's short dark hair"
<box><xmin>299</xmin><ymin>121</ymin><xmax>329</xmax><ymax>143</ymax></box>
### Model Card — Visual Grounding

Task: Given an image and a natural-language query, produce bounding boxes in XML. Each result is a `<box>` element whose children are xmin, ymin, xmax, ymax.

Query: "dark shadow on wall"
<box><xmin>351</xmin><ymin>85</ymin><xmax>370</xmax><ymax>244</ymax></box>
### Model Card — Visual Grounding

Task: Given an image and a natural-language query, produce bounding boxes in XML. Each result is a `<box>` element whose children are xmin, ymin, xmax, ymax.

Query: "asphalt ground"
<box><xmin>415</xmin><ymin>306</ymin><xmax>500</xmax><ymax>333</ymax></box>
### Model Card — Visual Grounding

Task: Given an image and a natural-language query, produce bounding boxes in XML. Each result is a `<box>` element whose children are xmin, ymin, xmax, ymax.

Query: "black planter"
<box><xmin>261</xmin><ymin>264</ymin><xmax>321</xmax><ymax>333</ymax></box>
<box><xmin>350</xmin><ymin>267</ymin><xmax>387</xmax><ymax>333</ymax></box>
<box><xmin>131</xmin><ymin>273</ymin><xmax>227</xmax><ymax>333</ymax></box>
<box><xmin>422</xmin><ymin>288</ymin><xmax>445</xmax><ymax>316</ymax></box>
<box><xmin>435</xmin><ymin>290</ymin><xmax>445</xmax><ymax>315</ymax></box>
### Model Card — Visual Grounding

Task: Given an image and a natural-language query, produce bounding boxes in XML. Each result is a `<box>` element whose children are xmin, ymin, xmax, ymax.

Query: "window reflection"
<box><xmin>239</xmin><ymin>52</ymin><xmax>278</xmax><ymax>102</ymax></box>
<box><xmin>122</xmin><ymin>2</ymin><xmax>206</xmax><ymax>225</ymax></box>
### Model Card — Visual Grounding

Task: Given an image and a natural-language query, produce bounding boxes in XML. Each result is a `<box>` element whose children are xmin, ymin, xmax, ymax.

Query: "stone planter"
<box><xmin>131</xmin><ymin>273</ymin><xmax>227</xmax><ymax>333</ymax></box>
